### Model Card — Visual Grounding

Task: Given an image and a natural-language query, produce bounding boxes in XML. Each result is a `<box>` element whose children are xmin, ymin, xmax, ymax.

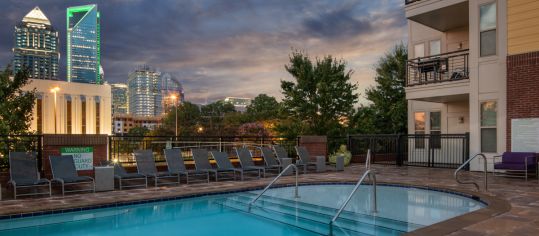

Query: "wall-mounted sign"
<box><xmin>60</xmin><ymin>147</ymin><xmax>94</xmax><ymax>170</ymax></box>
<box><xmin>511</xmin><ymin>118</ymin><xmax>539</xmax><ymax>153</ymax></box>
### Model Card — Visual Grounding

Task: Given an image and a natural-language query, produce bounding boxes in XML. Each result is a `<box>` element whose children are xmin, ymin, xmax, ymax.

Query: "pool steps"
<box><xmin>216</xmin><ymin>192</ymin><xmax>421</xmax><ymax>235</ymax></box>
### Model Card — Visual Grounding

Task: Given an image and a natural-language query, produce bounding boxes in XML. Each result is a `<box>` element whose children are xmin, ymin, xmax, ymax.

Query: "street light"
<box><xmin>50</xmin><ymin>86</ymin><xmax>60</xmax><ymax>134</ymax></box>
<box><xmin>169</xmin><ymin>94</ymin><xmax>179</xmax><ymax>136</ymax></box>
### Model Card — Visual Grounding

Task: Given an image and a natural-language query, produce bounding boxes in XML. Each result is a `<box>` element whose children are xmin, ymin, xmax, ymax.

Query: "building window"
<box><xmin>414</xmin><ymin>112</ymin><xmax>426</xmax><ymax>149</ymax></box>
<box><xmin>480</xmin><ymin>101</ymin><xmax>497</xmax><ymax>152</ymax></box>
<box><xmin>81</xmin><ymin>100</ymin><xmax>86</xmax><ymax>134</ymax></box>
<box><xmin>36</xmin><ymin>98</ymin><xmax>43</xmax><ymax>134</ymax></box>
<box><xmin>66</xmin><ymin>100</ymin><xmax>72</xmax><ymax>134</ymax></box>
<box><xmin>430</xmin><ymin>111</ymin><xmax>441</xmax><ymax>149</ymax></box>
<box><xmin>480</xmin><ymin>2</ymin><xmax>496</xmax><ymax>57</ymax></box>
<box><xmin>414</xmin><ymin>43</ymin><xmax>425</xmax><ymax>58</ymax></box>
<box><xmin>95</xmin><ymin>100</ymin><xmax>100</xmax><ymax>134</ymax></box>
<box><xmin>429</xmin><ymin>40</ymin><xmax>441</xmax><ymax>56</ymax></box>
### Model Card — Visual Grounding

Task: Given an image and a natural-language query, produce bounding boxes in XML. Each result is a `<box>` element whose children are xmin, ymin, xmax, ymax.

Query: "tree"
<box><xmin>128</xmin><ymin>126</ymin><xmax>150</xmax><ymax>136</ymax></box>
<box><xmin>159</xmin><ymin>101</ymin><xmax>202</xmax><ymax>136</ymax></box>
<box><xmin>245</xmin><ymin>94</ymin><xmax>281</xmax><ymax>121</ymax></box>
<box><xmin>279</xmin><ymin>50</ymin><xmax>358</xmax><ymax>136</ymax></box>
<box><xmin>355</xmin><ymin>43</ymin><xmax>407</xmax><ymax>134</ymax></box>
<box><xmin>0</xmin><ymin>66</ymin><xmax>35</xmax><ymax>135</ymax></box>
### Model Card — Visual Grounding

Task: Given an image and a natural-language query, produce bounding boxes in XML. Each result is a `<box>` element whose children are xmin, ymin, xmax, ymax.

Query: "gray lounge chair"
<box><xmin>192</xmin><ymin>149</ymin><xmax>236</xmax><ymax>181</ymax></box>
<box><xmin>49</xmin><ymin>155</ymin><xmax>95</xmax><ymax>196</ymax></box>
<box><xmin>164</xmin><ymin>149</ymin><xmax>210</xmax><ymax>184</ymax></box>
<box><xmin>211</xmin><ymin>151</ymin><xmax>254</xmax><ymax>181</ymax></box>
<box><xmin>235</xmin><ymin>147</ymin><xmax>266</xmax><ymax>178</ymax></box>
<box><xmin>260</xmin><ymin>146</ymin><xmax>283</xmax><ymax>173</ymax></box>
<box><xmin>273</xmin><ymin>145</ymin><xmax>290</xmax><ymax>160</ymax></box>
<box><xmin>8</xmin><ymin>152</ymin><xmax>51</xmax><ymax>199</ymax></box>
<box><xmin>295</xmin><ymin>146</ymin><xmax>319</xmax><ymax>173</ymax></box>
<box><xmin>133</xmin><ymin>150</ymin><xmax>179</xmax><ymax>187</ymax></box>
<box><xmin>114</xmin><ymin>164</ymin><xmax>148</xmax><ymax>190</ymax></box>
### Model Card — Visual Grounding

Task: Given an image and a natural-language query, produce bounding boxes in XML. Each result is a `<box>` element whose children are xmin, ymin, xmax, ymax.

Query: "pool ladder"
<box><xmin>329</xmin><ymin>169</ymin><xmax>377</xmax><ymax>236</ymax></box>
<box><xmin>248</xmin><ymin>164</ymin><xmax>300</xmax><ymax>211</ymax></box>
<box><xmin>454</xmin><ymin>153</ymin><xmax>488</xmax><ymax>192</ymax></box>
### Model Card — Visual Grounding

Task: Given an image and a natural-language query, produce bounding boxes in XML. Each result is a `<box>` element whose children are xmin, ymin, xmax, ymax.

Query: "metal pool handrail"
<box><xmin>248</xmin><ymin>164</ymin><xmax>299</xmax><ymax>210</ymax></box>
<box><xmin>365</xmin><ymin>149</ymin><xmax>371</xmax><ymax>170</ymax></box>
<box><xmin>454</xmin><ymin>153</ymin><xmax>488</xmax><ymax>192</ymax></box>
<box><xmin>329</xmin><ymin>169</ymin><xmax>377</xmax><ymax>235</ymax></box>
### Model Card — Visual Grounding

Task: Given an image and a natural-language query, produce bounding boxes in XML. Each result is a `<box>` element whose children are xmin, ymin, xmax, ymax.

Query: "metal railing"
<box><xmin>406</xmin><ymin>49</ymin><xmax>469</xmax><ymax>87</ymax></box>
<box><xmin>348</xmin><ymin>133</ymin><xmax>470</xmax><ymax>168</ymax></box>
<box><xmin>454</xmin><ymin>153</ymin><xmax>488</xmax><ymax>192</ymax></box>
<box><xmin>365</xmin><ymin>149</ymin><xmax>371</xmax><ymax>170</ymax></box>
<box><xmin>248</xmin><ymin>164</ymin><xmax>299</xmax><ymax>210</ymax></box>
<box><xmin>109</xmin><ymin>135</ymin><xmax>299</xmax><ymax>166</ymax></box>
<box><xmin>330</xmin><ymin>169</ymin><xmax>377</xmax><ymax>235</ymax></box>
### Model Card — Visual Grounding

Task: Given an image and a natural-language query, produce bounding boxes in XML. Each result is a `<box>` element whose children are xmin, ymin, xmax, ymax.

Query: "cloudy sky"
<box><xmin>0</xmin><ymin>0</ymin><xmax>407</xmax><ymax>104</ymax></box>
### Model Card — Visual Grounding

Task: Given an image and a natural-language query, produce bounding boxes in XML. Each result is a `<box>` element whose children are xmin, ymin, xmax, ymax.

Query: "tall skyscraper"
<box><xmin>127</xmin><ymin>65</ymin><xmax>161</xmax><ymax>117</ymax></box>
<box><xmin>12</xmin><ymin>7</ymin><xmax>59</xmax><ymax>80</ymax></box>
<box><xmin>111</xmin><ymin>83</ymin><xmax>128</xmax><ymax>115</ymax></box>
<box><xmin>160</xmin><ymin>73</ymin><xmax>185</xmax><ymax>112</ymax></box>
<box><xmin>66</xmin><ymin>4</ymin><xmax>101</xmax><ymax>84</ymax></box>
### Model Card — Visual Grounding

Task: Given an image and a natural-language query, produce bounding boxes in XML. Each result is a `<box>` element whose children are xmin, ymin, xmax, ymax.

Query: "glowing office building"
<box><xmin>66</xmin><ymin>4</ymin><xmax>101</xmax><ymax>84</ymax></box>
<box><xmin>12</xmin><ymin>7</ymin><xmax>59</xmax><ymax>80</ymax></box>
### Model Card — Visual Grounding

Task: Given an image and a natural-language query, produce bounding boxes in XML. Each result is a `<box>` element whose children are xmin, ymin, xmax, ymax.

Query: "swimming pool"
<box><xmin>0</xmin><ymin>184</ymin><xmax>485</xmax><ymax>236</ymax></box>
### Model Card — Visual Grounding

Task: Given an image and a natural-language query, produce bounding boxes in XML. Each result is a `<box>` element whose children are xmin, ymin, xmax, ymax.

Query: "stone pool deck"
<box><xmin>1</xmin><ymin>164</ymin><xmax>538</xmax><ymax>235</ymax></box>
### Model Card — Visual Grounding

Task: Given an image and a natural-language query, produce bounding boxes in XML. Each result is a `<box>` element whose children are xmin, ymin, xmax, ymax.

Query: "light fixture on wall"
<box><xmin>458</xmin><ymin>42</ymin><xmax>463</xmax><ymax>49</ymax></box>
<box><xmin>458</xmin><ymin>117</ymin><xmax>465</xmax><ymax>124</ymax></box>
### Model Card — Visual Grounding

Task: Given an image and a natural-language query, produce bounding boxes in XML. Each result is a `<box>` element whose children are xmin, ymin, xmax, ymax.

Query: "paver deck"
<box><xmin>1</xmin><ymin>164</ymin><xmax>538</xmax><ymax>235</ymax></box>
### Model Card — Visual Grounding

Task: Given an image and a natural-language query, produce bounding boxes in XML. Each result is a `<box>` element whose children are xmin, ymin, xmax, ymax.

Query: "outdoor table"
<box><xmin>334</xmin><ymin>155</ymin><xmax>344</xmax><ymax>171</ymax></box>
<box><xmin>280</xmin><ymin>158</ymin><xmax>293</xmax><ymax>175</ymax></box>
<box><xmin>94</xmin><ymin>166</ymin><xmax>114</xmax><ymax>192</ymax></box>
<box><xmin>315</xmin><ymin>156</ymin><xmax>326</xmax><ymax>172</ymax></box>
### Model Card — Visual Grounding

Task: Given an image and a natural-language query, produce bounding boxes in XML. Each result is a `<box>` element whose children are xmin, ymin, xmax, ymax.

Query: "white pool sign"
<box><xmin>60</xmin><ymin>147</ymin><xmax>94</xmax><ymax>170</ymax></box>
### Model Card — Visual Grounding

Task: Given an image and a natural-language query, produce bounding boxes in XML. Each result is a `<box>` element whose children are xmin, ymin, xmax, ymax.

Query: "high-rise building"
<box><xmin>160</xmin><ymin>73</ymin><xmax>185</xmax><ymax>112</ymax></box>
<box><xmin>111</xmin><ymin>83</ymin><xmax>128</xmax><ymax>115</ymax></box>
<box><xmin>127</xmin><ymin>65</ymin><xmax>161</xmax><ymax>117</ymax></box>
<box><xmin>66</xmin><ymin>4</ymin><xmax>101</xmax><ymax>84</ymax></box>
<box><xmin>12</xmin><ymin>7</ymin><xmax>59</xmax><ymax>80</ymax></box>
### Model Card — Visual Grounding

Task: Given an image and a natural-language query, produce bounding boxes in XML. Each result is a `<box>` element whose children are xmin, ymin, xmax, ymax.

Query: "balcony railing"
<box><xmin>406</xmin><ymin>49</ymin><xmax>469</xmax><ymax>87</ymax></box>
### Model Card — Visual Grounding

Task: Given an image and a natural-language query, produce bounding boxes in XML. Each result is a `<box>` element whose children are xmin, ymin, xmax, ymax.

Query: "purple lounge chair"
<box><xmin>493</xmin><ymin>152</ymin><xmax>537</xmax><ymax>181</ymax></box>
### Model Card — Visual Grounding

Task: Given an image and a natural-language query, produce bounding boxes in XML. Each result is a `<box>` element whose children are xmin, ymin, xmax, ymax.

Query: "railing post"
<box><xmin>396</xmin><ymin>134</ymin><xmax>403</xmax><ymax>166</ymax></box>
<box><xmin>37</xmin><ymin>135</ymin><xmax>43</xmax><ymax>172</ymax></box>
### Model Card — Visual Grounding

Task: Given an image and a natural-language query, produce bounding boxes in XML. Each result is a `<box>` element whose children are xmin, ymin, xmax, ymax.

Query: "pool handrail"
<box><xmin>365</xmin><ymin>149</ymin><xmax>371</xmax><ymax>170</ymax></box>
<box><xmin>247</xmin><ymin>164</ymin><xmax>299</xmax><ymax>210</ymax></box>
<box><xmin>454</xmin><ymin>153</ymin><xmax>488</xmax><ymax>192</ymax></box>
<box><xmin>329</xmin><ymin>169</ymin><xmax>377</xmax><ymax>235</ymax></box>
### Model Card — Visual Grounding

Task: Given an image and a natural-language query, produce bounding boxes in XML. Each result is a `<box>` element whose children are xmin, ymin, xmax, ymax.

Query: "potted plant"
<box><xmin>329</xmin><ymin>144</ymin><xmax>352</xmax><ymax>166</ymax></box>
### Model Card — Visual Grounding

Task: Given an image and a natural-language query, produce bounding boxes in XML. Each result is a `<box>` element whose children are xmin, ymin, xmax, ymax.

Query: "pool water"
<box><xmin>0</xmin><ymin>184</ymin><xmax>485</xmax><ymax>236</ymax></box>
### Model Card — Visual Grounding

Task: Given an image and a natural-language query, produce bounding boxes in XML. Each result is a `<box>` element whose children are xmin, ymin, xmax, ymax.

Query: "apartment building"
<box><xmin>404</xmin><ymin>0</ymin><xmax>539</xmax><ymax>170</ymax></box>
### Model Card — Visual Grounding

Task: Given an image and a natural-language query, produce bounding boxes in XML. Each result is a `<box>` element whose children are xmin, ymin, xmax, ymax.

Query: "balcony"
<box><xmin>405</xmin><ymin>0</ymin><xmax>468</xmax><ymax>32</ymax></box>
<box><xmin>406</xmin><ymin>49</ymin><xmax>469</xmax><ymax>87</ymax></box>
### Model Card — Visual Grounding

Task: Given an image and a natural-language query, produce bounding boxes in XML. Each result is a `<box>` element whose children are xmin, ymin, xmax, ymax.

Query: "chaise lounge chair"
<box><xmin>273</xmin><ymin>145</ymin><xmax>290</xmax><ymax>160</ymax></box>
<box><xmin>192</xmin><ymin>149</ymin><xmax>233</xmax><ymax>181</ymax></box>
<box><xmin>133</xmin><ymin>150</ymin><xmax>179</xmax><ymax>187</ymax></box>
<box><xmin>259</xmin><ymin>146</ymin><xmax>284</xmax><ymax>173</ymax></box>
<box><xmin>295</xmin><ymin>146</ymin><xmax>319</xmax><ymax>174</ymax></box>
<box><xmin>235</xmin><ymin>147</ymin><xmax>266</xmax><ymax>178</ymax></box>
<box><xmin>49</xmin><ymin>155</ymin><xmax>95</xmax><ymax>196</ymax></box>
<box><xmin>8</xmin><ymin>152</ymin><xmax>51</xmax><ymax>199</ymax></box>
<box><xmin>114</xmin><ymin>163</ymin><xmax>148</xmax><ymax>190</ymax></box>
<box><xmin>210</xmin><ymin>151</ymin><xmax>247</xmax><ymax>181</ymax></box>
<box><xmin>164</xmin><ymin>149</ymin><xmax>210</xmax><ymax>184</ymax></box>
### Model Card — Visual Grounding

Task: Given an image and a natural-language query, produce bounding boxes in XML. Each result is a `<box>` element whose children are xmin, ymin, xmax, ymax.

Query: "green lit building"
<box><xmin>13</xmin><ymin>7</ymin><xmax>59</xmax><ymax>80</ymax></box>
<box><xmin>66</xmin><ymin>4</ymin><xmax>101</xmax><ymax>84</ymax></box>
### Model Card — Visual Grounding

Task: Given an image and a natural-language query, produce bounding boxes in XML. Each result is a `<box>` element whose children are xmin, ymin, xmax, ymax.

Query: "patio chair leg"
<box><xmin>186</xmin><ymin>173</ymin><xmax>189</xmax><ymax>184</ymax></box>
<box><xmin>49</xmin><ymin>183</ymin><xmax>52</xmax><ymax>197</ymax></box>
<box><xmin>206</xmin><ymin>172</ymin><xmax>210</xmax><ymax>183</ymax></box>
<box><xmin>262</xmin><ymin>169</ymin><xmax>266</xmax><ymax>178</ymax></box>
<box><xmin>215</xmin><ymin>172</ymin><xmax>219</xmax><ymax>182</ymax></box>
<box><xmin>62</xmin><ymin>183</ymin><xmax>65</xmax><ymax>197</ymax></box>
<box><xmin>145</xmin><ymin>177</ymin><xmax>148</xmax><ymax>188</ymax></box>
<box><xmin>13</xmin><ymin>184</ymin><xmax>17</xmax><ymax>200</ymax></box>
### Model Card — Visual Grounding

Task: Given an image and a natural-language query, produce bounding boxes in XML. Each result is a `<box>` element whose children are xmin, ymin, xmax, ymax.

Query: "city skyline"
<box><xmin>0</xmin><ymin>0</ymin><xmax>406</xmax><ymax>104</ymax></box>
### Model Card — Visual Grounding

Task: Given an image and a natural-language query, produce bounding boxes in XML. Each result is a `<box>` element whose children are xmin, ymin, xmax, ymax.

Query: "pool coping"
<box><xmin>0</xmin><ymin>180</ymin><xmax>510</xmax><ymax>235</ymax></box>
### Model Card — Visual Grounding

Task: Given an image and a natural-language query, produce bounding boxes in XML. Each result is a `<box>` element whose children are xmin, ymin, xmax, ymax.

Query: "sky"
<box><xmin>0</xmin><ymin>0</ymin><xmax>407</xmax><ymax>104</ymax></box>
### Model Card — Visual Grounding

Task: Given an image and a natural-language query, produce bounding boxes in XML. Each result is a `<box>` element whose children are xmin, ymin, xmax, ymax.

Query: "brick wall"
<box><xmin>298</xmin><ymin>136</ymin><xmax>327</xmax><ymax>161</ymax></box>
<box><xmin>42</xmin><ymin>134</ymin><xmax>108</xmax><ymax>178</ymax></box>
<box><xmin>506</xmin><ymin>51</ymin><xmax>539</xmax><ymax>150</ymax></box>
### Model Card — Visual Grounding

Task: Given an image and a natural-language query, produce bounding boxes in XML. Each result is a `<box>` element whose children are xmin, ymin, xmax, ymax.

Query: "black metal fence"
<box><xmin>349</xmin><ymin>133</ymin><xmax>469</xmax><ymax>168</ymax></box>
<box><xmin>406</xmin><ymin>49</ymin><xmax>469</xmax><ymax>87</ymax></box>
<box><xmin>0</xmin><ymin>135</ymin><xmax>43</xmax><ymax>171</ymax></box>
<box><xmin>108</xmin><ymin>135</ymin><xmax>299</xmax><ymax>166</ymax></box>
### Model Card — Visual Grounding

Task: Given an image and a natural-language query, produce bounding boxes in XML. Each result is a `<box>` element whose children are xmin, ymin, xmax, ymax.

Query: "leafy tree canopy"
<box><xmin>0</xmin><ymin>66</ymin><xmax>35</xmax><ymax>135</ymax></box>
<box><xmin>279</xmin><ymin>50</ymin><xmax>358</xmax><ymax>136</ymax></box>
<box><xmin>245</xmin><ymin>94</ymin><xmax>281</xmax><ymax>121</ymax></box>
